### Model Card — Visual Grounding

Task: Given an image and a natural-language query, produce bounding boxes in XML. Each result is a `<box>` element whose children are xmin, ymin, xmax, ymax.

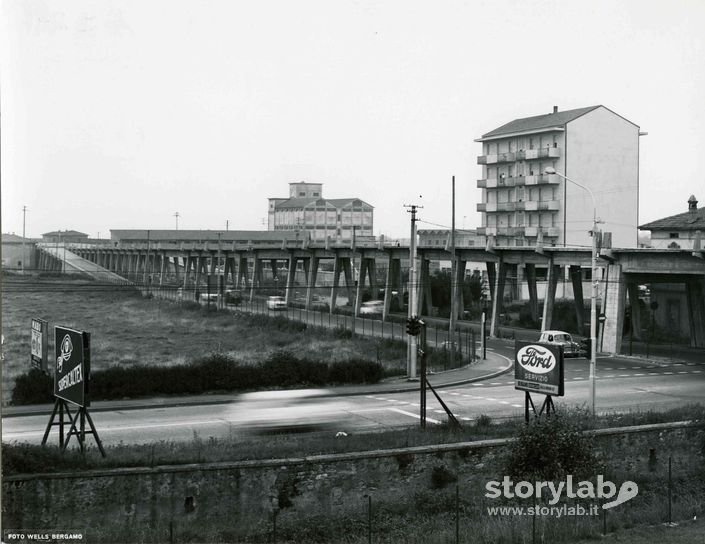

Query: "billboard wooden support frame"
<box><xmin>524</xmin><ymin>392</ymin><xmax>556</xmax><ymax>423</ymax></box>
<box><xmin>42</xmin><ymin>398</ymin><xmax>106</xmax><ymax>457</ymax></box>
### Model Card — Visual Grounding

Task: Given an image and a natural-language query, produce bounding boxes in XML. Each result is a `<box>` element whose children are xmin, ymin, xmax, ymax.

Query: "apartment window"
<box><xmin>313</xmin><ymin>192</ymin><xmax>319</xmax><ymax>197</ymax></box>
<box><xmin>669</xmin><ymin>233</ymin><xmax>680</xmax><ymax>239</ymax></box>
<box><xmin>517</xmin><ymin>187</ymin><xmax>525</xmax><ymax>202</ymax></box>
<box><xmin>529</xmin><ymin>137</ymin><xmax>535</xmax><ymax>150</ymax></box>
<box><xmin>517</xmin><ymin>212</ymin><xmax>525</xmax><ymax>226</ymax></box>
<box><xmin>299</xmin><ymin>192</ymin><xmax>306</xmax><ymax>197</ymax></box>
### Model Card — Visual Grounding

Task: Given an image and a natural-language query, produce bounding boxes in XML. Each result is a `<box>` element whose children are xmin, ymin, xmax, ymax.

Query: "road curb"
<box><xmin>1</xmin><ymin>356</ymin><xmax>515</xmax><ymax>418</ymax></box>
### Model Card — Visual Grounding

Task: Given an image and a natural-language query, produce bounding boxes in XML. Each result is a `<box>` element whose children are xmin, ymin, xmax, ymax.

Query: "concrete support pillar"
<box><xmin>183</xmin><ymin>256</ymin><xmax>193</xmax><ymax>289</ymax></box>
<box><xmin>224</xmin><ymin>256</ymin><xmax>235</xmax><ymax>286</ymax></box>
<box><xmin>368</xmin><ymin>259</ymin><xmax>379</xmax><ymax>300</ymax></box>
<box><xmin>330</xmin><ymin>256</ymin><xmax>345</xmax><ymax>313</ymax></box>
<box><xmin>626</xmin><ymin>282</ymin><xmax>642</xmax><ymax>340</ymax></box>
<box><xmin>489</xmin><ymin>259</ymin><xmax>507</xmax><ymax>337</ymax></box>
<box><xmin>285</xmin><ymin>254</ymin><xmax>297</xmax><ymax>304</ymax></box>
<box><xmin>382</xmin><ymin>256</ymin><xmax>400</xmax><ymax>321</ymax></box>
<box><xmin>686</xmin><ymin>277</ymin><xmax>705</xmax><ymax>348</ymax></box>
<box><xmin>452</xmin><ymin>259</ymin><xmax>466</xmax><ymax>320</ymax></box>
<box><xmin>237</xmin><ymin>255</ymin><xmax>249</xmax><ymax>290</ymax></box>
<box><xmin>570</xmin><ymin>265</ymin><xmax>585</xmax><ymax>335</ymax></box>
<box><xmin>417</xmin><ymin>259</ymin><xmax>433</xmax><ymax>317</ymax></box>
<box><xmin>541</xmin><ymin>264</ymin><xmax>561</xmax><ymax>332</ymax></box>
<box><xmin>250</xmin><ymin>257</ymin><xmax>260</xmax><ymax>303</ymax></box>
<box><xmin>354</xmin><ymin>257</ymin><xmax>364</xmax><ymax>317</ymax></box>
<box><xmin>159</xmin><ymin>254</ymin><xmax>166</xmax><ymax>286</ymax></box>
<box><xmin>601</xmin><ymin>264</ymin><xmax>626</xmax><ymax>354</ymax></box>
<box><xmin>305</xmin><ymin>257</ymin><xmax>319</xmax><ymax>310</ymax></box>
<box><xmin>173</xmin><ymin>256</ymin><xmax>181</xmax><ymax>284</ymax></box>
<box><xmin>525</xmin><ymin>263</ymin><xmax>540</xmax><ymax>323</ymax></box>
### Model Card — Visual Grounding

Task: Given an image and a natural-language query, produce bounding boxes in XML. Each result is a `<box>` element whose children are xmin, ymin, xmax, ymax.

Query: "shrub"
<box><xmin>11</xmin><ymin>368</ymin><xmax>53</xmax><ymax>405</ymax></box>
<box><xmin>504</xmin><ymin>415</ymin><xmax>603</xmax><ymax>481</ymax></box>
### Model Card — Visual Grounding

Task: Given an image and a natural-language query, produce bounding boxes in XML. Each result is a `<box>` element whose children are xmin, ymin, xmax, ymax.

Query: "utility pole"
<box><xmin>449</xmin><ymin>177</ymin><xmax>457</xmax><ymax>366</ymax></box>
<box><xmin>174</xmin><ymin>212</ymin><xmax>180</xmax><ymax>230</ymax></box>
<box><xmin>226</xmin><ymin>220</ymin><xmax>229</xmax><ymax>231</ymax></box>
<box><xmin>22</xmin><ymin>206</ymin><xmax>27</xmax><ymax>274</ymax></box>
<box><xmin>404</xmin><ymin>203</ymin><xmax>423</xmax><ymax>379</ymax></box>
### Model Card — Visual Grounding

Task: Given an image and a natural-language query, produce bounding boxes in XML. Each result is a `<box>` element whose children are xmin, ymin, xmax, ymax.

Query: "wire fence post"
<box><xmin>367</xmin><ymin>495</ymin><xmax>372</xmax><ymax>544</ymax></box>
<box><xmin>455</xmin><ymin>484</ymin><xmax>460</xmax><ymax>544</ymax></box>
<box><xmin>668</xmin><ymin>456</ymin><xmax>672</xmax><ymax>525</ymax></box>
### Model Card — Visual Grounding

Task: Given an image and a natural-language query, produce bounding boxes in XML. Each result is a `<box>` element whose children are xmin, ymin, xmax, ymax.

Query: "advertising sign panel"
<box><xmin>514</xmin><ymin>341</ymin><xmax>564</xmax><ymax>396</ymax></box>
<box><xmin>54</xmin><ymin>326</ymin><xmax>90</xmax><ymax>407</ymax></box>
<box><xmin>31</xmin><ymin>318</ymin><xmax>49</xmax><ymax>372</ymax></box>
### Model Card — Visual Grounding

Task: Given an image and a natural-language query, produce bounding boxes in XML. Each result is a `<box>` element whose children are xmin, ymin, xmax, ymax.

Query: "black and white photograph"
<box><xmin>2</xmin><ymin>1</ymin><xmax>704</xmax><ymax>542</ymax></box>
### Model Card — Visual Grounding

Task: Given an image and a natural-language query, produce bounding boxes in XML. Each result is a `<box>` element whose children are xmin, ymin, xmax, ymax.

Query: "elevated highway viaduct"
<box><xmin>48</xmin><ymin>237</ymin><xmax>705</xmax><ymax>354</ymax></box>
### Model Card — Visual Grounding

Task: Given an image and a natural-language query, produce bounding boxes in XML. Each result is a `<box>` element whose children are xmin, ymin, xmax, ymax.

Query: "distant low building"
<box><xmin>1</xmin><ymin>233</ymin><xmax>36</xmax><ymax>270</ymax></box>
<box><xmin>638</xmin><ymin>195</ymin><xmax>704</xmax><ymax>249</ymax></box>
<box><xmin>109</xmin><ymin>229</ymin><xmax>309</xmax><ymax>246</ymax></box>
<box><xmin>42</xmin><ymin>230</ymin><xmax>90</xmax><ymax>244</ymax></box>
<box><xmin>637</xmin><ymin>195</ymin><xmax>704</xmax><ymax>338</ymax></box>
<box><xmin>268</xmin><ymin>182</ymin><xmax>373</xmax><ymax>242</ymax></box>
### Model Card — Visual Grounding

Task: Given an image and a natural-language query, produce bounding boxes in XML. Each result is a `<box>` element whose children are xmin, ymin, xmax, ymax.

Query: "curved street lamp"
<box><xmin>544</xmin><ymin>166</ymin><xmax>599</xmax><ymax>416</ymax></box>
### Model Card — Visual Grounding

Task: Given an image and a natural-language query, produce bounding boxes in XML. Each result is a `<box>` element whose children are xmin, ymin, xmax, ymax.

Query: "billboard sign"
<box><xmin>31</xmin><ymin>318</ymin><xmax>49</xmax><ymax>372</ymax></box>
<box><xmin>54</xmin><ymin>326</ymin><xmax>90</xmax><ymax>407</ymax></box>
<box><xmin>514</xmin><ymin>341</ymin><xmax>564</xmax><ymax>396</ymax></box>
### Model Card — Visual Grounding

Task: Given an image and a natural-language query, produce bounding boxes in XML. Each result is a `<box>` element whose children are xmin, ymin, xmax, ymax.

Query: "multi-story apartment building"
<box><xmin>268</xmin><ymin>182</ymin><xmax>374</xmax><ymax>242</ymax></box>
<box><xmin>476</xmin><ymin>106</ymin><xmax>641</xmax><ymax>248</ymax></box>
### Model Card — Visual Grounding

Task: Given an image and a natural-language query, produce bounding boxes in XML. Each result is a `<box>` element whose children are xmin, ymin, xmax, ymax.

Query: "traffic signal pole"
<box><xmin>404</xmin><ymin>203</ymin><xmax>422</xmax><ymax>379</ymax></box>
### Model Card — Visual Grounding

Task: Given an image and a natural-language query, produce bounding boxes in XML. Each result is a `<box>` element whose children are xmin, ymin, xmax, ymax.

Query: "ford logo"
<box><xmin>517</xmin><ymin>345</ymin><xmax>556</xmax><ymax>374</ymax></box>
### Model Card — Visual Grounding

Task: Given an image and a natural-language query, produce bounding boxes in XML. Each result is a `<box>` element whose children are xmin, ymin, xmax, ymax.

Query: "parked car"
<box><xmin>225</xmin><ymin>289</ymin><xmax>242</xmax><ymax>305</ymax></box>
<box><xmin>267</xmin><ymin>295</ymin><xmax>287</xmax><ymax>310</ymax></box>
<box><xmin>537</xmin><ymin>330</ymin><xmax>583</xmax><ymax>358</ymax></box>
<box><xmin>360</xmin><ymin>300</ymin><xmax>384</xmax><ymax>315</ymax></box>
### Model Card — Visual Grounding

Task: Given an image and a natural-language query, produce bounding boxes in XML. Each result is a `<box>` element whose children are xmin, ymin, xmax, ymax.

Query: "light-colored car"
<box><xmin>537</xmin><ymin>330</ymin><xmax>582</xmax><ymax>358</ymax></box>
<box><xmin>267</xmin><ymin>295</ymin><xmax>287</xmax><ymax>310</ymax></box>
<box><xmin>360</xmin><ymin>300</ymin><xmax>384</xmax><ymax>315</ymax></box>
<box><xmin>230</xmin><ymin>389</ymin><xmax>350</xmax><ymax>434</ymax></box>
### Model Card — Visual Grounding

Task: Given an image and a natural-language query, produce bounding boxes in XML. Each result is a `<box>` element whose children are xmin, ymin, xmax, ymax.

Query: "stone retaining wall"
<box><xmin>3</xmin><ymin>421</ymin><xmax>703</xmax><ymax>542</ymax></box>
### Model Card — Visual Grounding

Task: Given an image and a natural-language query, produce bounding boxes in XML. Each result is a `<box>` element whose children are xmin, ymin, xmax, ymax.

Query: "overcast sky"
<box><xmin>2</xmin><ymin>0</ymin><xmax>704</xmax><ymax>240</ymax></box>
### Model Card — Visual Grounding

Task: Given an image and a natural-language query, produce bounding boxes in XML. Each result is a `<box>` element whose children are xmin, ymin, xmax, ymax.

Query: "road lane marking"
<box><xmin>388</xmin><ymin>407</ymin><xmax>441</xmax><ymax>424</ymax></box>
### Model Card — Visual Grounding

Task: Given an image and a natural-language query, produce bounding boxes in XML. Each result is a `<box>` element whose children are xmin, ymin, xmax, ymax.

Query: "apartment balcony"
<box><xmin>477</xmin><ymin>203</ymin><xmax>487</xmax><ymax>212</ymax></box>
<box><xmin>538</xmin><ymin>200</ymin><xmax>560</xmax><ymax>211</ymax></box>
<box><xmin>524</xmin><ymin>227</ymin><xmax>560</xmax><ymax>238</ymax></box>
<box><xmin>524</xmin><ymin>147</ymin><xmax>560</xmax><ymax>160</ymax></box>
<box><xmin>521</xmin><ymin>200</ymin><xmax>560</xmax><ymax>211</ymax></box>
<box><xmin>496</xmin><ymin>227</ymin><xmax>525</xmax><ymax>237</ymax></box>
<box><xmin>478</xmin><ymin>176</ymin><xmax>518</xmax><ymax>188</ymax></box>
<box><xmin>495</xmin><ymin>202</ymin><xmax>516</xmax><ymax>212</ymax></box>
<box><xmin>476</xmin><ymin>152</ymin><xmax>516</xmax><ymax>165</ymax></box>
<box><xmin>523</xmin><ymin>173</ymin><xmax>560</xmax><ymax>185</ymax></box>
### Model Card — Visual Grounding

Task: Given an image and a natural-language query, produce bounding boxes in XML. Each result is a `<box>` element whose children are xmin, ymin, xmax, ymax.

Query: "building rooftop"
<box><xmin>2</xmin><ymin>233</ymin><xmax>30</xmax><ymax>243</ymax></box>
<box><xmin>274</xmin><ymin>197</ymin><xmax>372</xmax><ymax>209</ymax></box>
<box><xmin>109</xmin><ymin>230</ymin><xmax>306</xmax><ymax>242</ymax></box>
<box><xmin>480</xmin><ymin>106</ymin><xmax>604</xmax><ymax>139</ymax></box>
<box><xmin>42</xmin><ymin>230</ymin><xmax>89</xmax><ymax>238</ymax></box>
<box><xmin>639</xmin><ymin>196</ymin><xmax>705</xmax><ymax>231</ymax></box>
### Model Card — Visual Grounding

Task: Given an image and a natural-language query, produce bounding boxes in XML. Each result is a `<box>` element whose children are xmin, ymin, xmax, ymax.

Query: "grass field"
<box><xmin>1</xmin><ymin>274</ymin><xmax>409</xmax><ymax>403</ymax></box>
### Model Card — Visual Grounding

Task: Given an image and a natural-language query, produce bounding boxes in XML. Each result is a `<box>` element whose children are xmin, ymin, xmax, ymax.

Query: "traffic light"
<box><xmin>406</xmin><ymin>316</ymin><xmax>421</xmax><ymax>336</ymax></box>
<box><xmin>581</xmin><ymin>338</ymin><xmax>592</xmax><ymax>359</ymax></box>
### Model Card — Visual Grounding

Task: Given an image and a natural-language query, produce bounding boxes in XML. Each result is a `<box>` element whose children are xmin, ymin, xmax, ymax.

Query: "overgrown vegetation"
<box><xmin>11</xmin><ymin>351</ymin><xmax>384</xmax><ymax>404</ymax></box>
<box><xmin>503</xmin><ymin>409</ymin><xmax>603</xmax><ymax>481</ymax></box>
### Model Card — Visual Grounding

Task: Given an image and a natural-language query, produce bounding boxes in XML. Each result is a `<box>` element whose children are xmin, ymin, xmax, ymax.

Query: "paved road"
<box><xmin>4</xmin><ymin>349</ymin><xmax>702</xmax><ymax>446</ymax></box>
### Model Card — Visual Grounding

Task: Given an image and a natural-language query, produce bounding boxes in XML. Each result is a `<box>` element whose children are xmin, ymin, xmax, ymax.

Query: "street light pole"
<box><xmin>544</xmin><ymin>167</ymin><xmax>599</xmax><ymax>416</ymax></box>
<box><xmin>22</xmin><ymin>206</ymin><xmax>27</xmax><ymax>274</ymax></box>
